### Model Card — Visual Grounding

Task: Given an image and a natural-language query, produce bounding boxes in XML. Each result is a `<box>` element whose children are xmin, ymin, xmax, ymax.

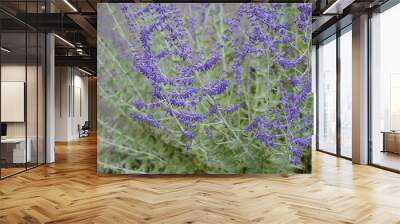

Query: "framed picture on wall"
<box><xmin>97</xmin><ymin>3</ymin><xmax>313</xmax><ymax>174</ymax></box>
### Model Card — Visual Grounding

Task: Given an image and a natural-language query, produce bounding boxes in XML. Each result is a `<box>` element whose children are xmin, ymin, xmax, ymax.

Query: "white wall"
<box><xmin>55</xmin><ymin>66</ymin><xmax>69</xmax><ymax>141</ymax></box>
<box><xmin>55</xmin><ymin>67</ymin><xmax>89</xmax><ymax>141</ymax></box>
<box><xmin>1</xmin><ymin>65</ymin><xmax>27</xmax><ymax>139</ymax></box>
<box><xmin>1</xmin><ymin>65</ymin><xmax>41</xmax><ymax>137</ymax></box>
<box><xmin>72</xmin><ymin>73</ymin><xmax>89</xmax><ymax>138</ymax></box>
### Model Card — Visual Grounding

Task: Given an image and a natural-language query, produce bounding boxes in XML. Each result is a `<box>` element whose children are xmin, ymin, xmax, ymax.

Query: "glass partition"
<box><xmin>1</xmin><ymin>31</ymin><xmax>28</xmax><ymax>177</ymax></box>
<box><xmin>371</xmin><ymin>4</ymin><xmax>400</xmax><ymax>171</ymax></box>
<box><xmin>317</xmin><ymin>36</ymin><xmax>337</xmax><ymax>154</ymax></box>
<box><xmin>339</xmin><ymin>27</ymin><xmax>352</xmax><ymax>158</ymax></box>
<box><xmin>27</xmin><ymin>31</ymin><xmax>38</xmax><ymax>169</ymax></box>
<box><xmin>38</xmin><ymin>32</ymin><xmax>45</xmax><ymax>165</ymax></box>
<box><xmin>0</xmin><ymin>1</ymin><xmax>46</xmax><ymax>179</ymax></box>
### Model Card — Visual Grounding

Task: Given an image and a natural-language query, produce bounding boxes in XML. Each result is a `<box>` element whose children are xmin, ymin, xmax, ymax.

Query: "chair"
<box><xmin>79</xmin><ymin>121</ymin><xmax>90</xmax><ymax>138</ymax></box>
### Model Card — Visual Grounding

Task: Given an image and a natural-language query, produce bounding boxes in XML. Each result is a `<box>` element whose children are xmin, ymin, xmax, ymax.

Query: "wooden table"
<box><xmin>0</xmin><ymin>138</ymin><xmax>31</xmax><ymax>165</ymax></box>
<box><xmin>381</xmin><ymin>131</ymin><xmax>400</xmax><ymax>154</ymax></box>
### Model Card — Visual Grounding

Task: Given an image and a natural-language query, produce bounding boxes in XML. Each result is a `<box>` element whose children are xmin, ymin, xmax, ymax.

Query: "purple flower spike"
<box><xmin>132</xmin><ymin>101</ymin><xmax>147</xmax><ymax>109</ymax></box>
<box><xmin>276</xmin><ymin>55</ymin><xmax>305</xmax><ymax>70</ymax></box>
<box><xmin>204</xmin><ymin>79</ymin><xmax>229</xmax><ymax>96</ymax></box>
<box><xmin>184</xmin><ymin>144</ymin><xmax>191</xmax><ymax>151</ymax></box>
<box><xmin>255</xmin><ymin>131</ymin><xmax>274</xmax><ymax>147</ymax></box>
<box><xmin>289</xmin><ymin>146</ymin><xmax>302</xmax><ymax>166</ymax></box>
<box><xmin>131</xmin><ymin>112</ymin><xmax>161</xmax><ymax>128</ymax></box>
<box><xmin>170</xmin><ymin>98</ymin><xmax>186</xmax><ymax>107</ymax></box>
<box><xmin>182</xmin><ymin>130</ymin><xmax>194</xmax><ymax>140</ymax></box>
<box><xmin>208</xmin><ymin>103</ymin><xmax>220</xmax><ymax>116</ymax></box>
<box><xmin>245</xmin><ymin>116</ymin><xmax>269</xmax><ymax>132</ymax></box>
<box><xmin>168</xmin><ymin>87</ymin><xmax>197</xmax><ymax>99</ymax></box>
<box><xmin>196</xmin><ymin>51</ymin><xmax>221</xmax><ymax>72</ymax></box>
<box><xmin>288</xmin><ymin>75</ymin><xmax>302</xmax><ymax>87</ymax></box>
<box><xmin>224</xmin><ymin>104</ymin><xmax>241</xmax><ymax>113</ymax></box>
<box><xmin>203</xmin><ymin>127</ymin><xmax>213</xmax><ymax>139</ymax></box>
<box><xmin>168</xmin><ymin>109</ymin><xmax>206</xmax><ymax>126</ymax></box>
<box><xmin>290</xmin><ymin>136</ymin><xmax>312</xmax><ymax>147</ymax></box>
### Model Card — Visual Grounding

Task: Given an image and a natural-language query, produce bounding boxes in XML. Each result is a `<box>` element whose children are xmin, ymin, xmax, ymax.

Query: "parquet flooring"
<box><xmin>0</xmin><ymin>167</ymin><xmax>26</xmax><ymax>178</ymax></box>
<box><xmin>1</xmin><ymin>135</ymin><xmax>400</xmax><ymax>224</ymax></box>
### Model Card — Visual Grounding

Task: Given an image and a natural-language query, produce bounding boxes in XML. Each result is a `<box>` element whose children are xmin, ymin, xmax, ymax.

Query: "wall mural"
<box><xmin>97</xmin><ymin>3</ymin><xmax>313</xmax><ymax>174</ymax></box>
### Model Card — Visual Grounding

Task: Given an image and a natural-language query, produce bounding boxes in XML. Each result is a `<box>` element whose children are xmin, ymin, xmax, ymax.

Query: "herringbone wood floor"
<box><xmin>1</xmin><ymin>135</ymin><xmax>400</xmax><ymax>224</ymax></box>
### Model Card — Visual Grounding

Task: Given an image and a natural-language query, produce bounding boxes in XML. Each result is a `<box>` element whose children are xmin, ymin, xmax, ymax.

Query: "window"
<box><xmin>0</xmin><ymin>1</ymin><xmax>46</xmax><ymax>179</ymax></box>
<box><xmin>317</xmin><ymin>36</ymin><xmax>337</xmax><ymax>154</ymax></box>
<box><xmin>340</xmin><ymin>28</ymin><xmax>352</xmax><ymax>158</ymax></box>
<box><xmin>371</xmin><ymin>3</ymin><xmax>400</xmax><ymax>171</ymax></box>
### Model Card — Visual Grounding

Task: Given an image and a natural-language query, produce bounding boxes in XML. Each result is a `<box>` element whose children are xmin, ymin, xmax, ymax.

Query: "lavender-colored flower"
<box><xmin>182</xmin><ymin>130</ymin><xmax>194</xmax><ymax>140</ymax></box>
<box><xmin>208</xmin><ymin>103</ymin><xmax>220</xmax><ymax>116</ymax></box>
<box><xmin>276</xmin><ymin>55</ymin><xmax>304</xmax><ymax>70</ymax></box>
<box><xmin>224</xmin><ymin>104</ymin><xmax>241</xmax><ymax>113</ymax></box>
<box><xmin>245</xmin><ymin>116</ymin><xmax>269</xmax><ymax>132</ymax></box>
<box><xmin>151</xmin><ymin>83</ymin><xmax>164</xmax><ymax>100</ymax></box>
<box><xmin>188</xmin><ymin>18</ymin><xmax>197</xmax><ymax>33</ymax></box>
<box><xmin>299</xmin><ymin>79</ymin><xmax>312</xmax><ymax>100</ymax></box>
<box><xmin>168</xmin><ymin>87</ymin><xmax>197</xmax><ymax>99</ymax></box>
<box><xmin>297</xmin><ymin>3</ymin><xmax>312</xmax><ymax>30</ymax></box>
<box><xmin>155</xmin><ymin>49</ymin><xmax>169</xmax><ymax>59</ymax></box>
<box><xmin>184</xmin><ymin>144</ymin><xmax>191</xmax><ymax>151</ymax></box>
<box><xmin>120</xmin><ymin>4</ymin><xmax>137</xmax><ymax>33</ymax></box>
<box><xmin>132</xmin><ymin>52</ymin><xmax>171</xmax><ymax>85</ymax></box>
<box><xmin>282</xmin><ymin>103</ymin><xmax>300</xmax><ymax>122</ymax></box>
<box><xmin>203</xmin><ymin>127</ymin><xmax>213</xmax><ymax>139</ymax></box>
<box><xmin>170</xmin><ymin>98</ymin><xmax>186</xmax><ymax>107</ymax></box>
<box><xmin>130</xmin><ymin>112</ymin><xmax>161</xmax><ymax>128</ymax></box>
<box><xmin>148</xmin><ymin>102</ymin><xmax>161</xmax><ymax>109</ymax></box>
<box><xmin>288</xmin><ymin>75</ymin><xmax>302</xmax><ymax>87</ymax></box>
<box><xmin>196</xmin><ymin>51</ymin><xmax>221</xmax><ymax>72</ymax></box>
<box><xmin>289</xmin><ymin>146</ymin><xmax>302</xmax><ymax>166</ymax></box>
<box><xmin>166</xmin><ymin>109</ymin><xmax>206</xmax><ymax>126</ymax></box>
<box><xmin>232</xmin><ymin>58</ymin><xmax>243</xmax><ymax>96</ymax></box>
<box><xmin>290</xmin><ymin>136</ymin><xmax>312</xmax><ymax>147</ymax></box>
<box><xmin>255</xmin><ymin>131</ymin><xmax>274</xmax><ymax>147</ymax></box>
<box><xmin>271</xmin><ymin>122</ymin><xmax>286</xmax><ymax>131</ymax></box>
<box><xmin>132</xmin><ymin>101</ymin><xmax>147</xmax><ymax>109</ymax></box>
<box><xmin>203</xmin><ymin>79</ymin><xmax>229</xmax><ymax>96</ymax></box>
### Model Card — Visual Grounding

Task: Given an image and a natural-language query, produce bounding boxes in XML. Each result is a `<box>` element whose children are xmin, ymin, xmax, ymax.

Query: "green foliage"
<box><xmin>97</xmin><ymin>3</ymin><xmax>312</xmax><ymax>174</ymax></box>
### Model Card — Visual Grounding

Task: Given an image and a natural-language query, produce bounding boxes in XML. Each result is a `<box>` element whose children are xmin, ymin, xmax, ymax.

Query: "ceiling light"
<box><xmin>78</xmin><ymin>67</ymin><xmax>92</xmax><ymax>76</ymax></box>
<box><xmin>54</xmin><ymin>34</ymin><xmax>75</xmax><ymax>48</ymax></box>
<box><xmin>1</xmin><ymin>47</ymin><xmax>11</xmax><ymax>53</ymax></box>
<box><xmin>63</xmin><ymin>0</ymin><xmax>78</xmax><ymax>12</ymax></box>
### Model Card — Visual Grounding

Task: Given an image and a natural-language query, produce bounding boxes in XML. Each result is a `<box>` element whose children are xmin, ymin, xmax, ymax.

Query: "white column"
<box><xmin>312</xmin><ymin>45</ymin><xmax>317</xmax><ymax>151</ymax></box>
<box><xmin>46</xmin><ymin>1</ymin><xmax>55</xmax><ymax>163</ymax></box>
<box><xmin>46</xmin><ymin>33</ymin><xmax>55</xmax><ymax>163</ymax></box>
<box><xmin>352</xmin><ymin>14</ymin><xmax>369</xmax><ymax>164</ymax></box>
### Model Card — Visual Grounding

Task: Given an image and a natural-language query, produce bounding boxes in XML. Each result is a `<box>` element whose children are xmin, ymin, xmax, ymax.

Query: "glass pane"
<box><xmin>38</xmin><ymin>32</ymin><xmax>45</xmax><ymax>165</ymax></box>
<box><xmin>1</xmin><ymin>31</ymin><xmax>27</xmax><ymax>177</ymax></box>
<box><xmin>371</xmin><ymin>4</ymin><xmax>400</xmax><ymax>171</ymax></box>
<box><xmin>318</xmin><ymin>37</ymin><xmax>337</xmax><ymax>154</ymax></box>
<box><xmin>312</xmin><ymin>45</ymin><xmax>317</xmax><ymax>151</ymax></box>
<box><xmin>27</xmin><ymin>31</ymin><xmax>38</xmax><ymax>169</ymax></box>
<box><xmin>340</xmin><ymin>29</ymin><xmax>352</xmax><ymax>158</ymax></box>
